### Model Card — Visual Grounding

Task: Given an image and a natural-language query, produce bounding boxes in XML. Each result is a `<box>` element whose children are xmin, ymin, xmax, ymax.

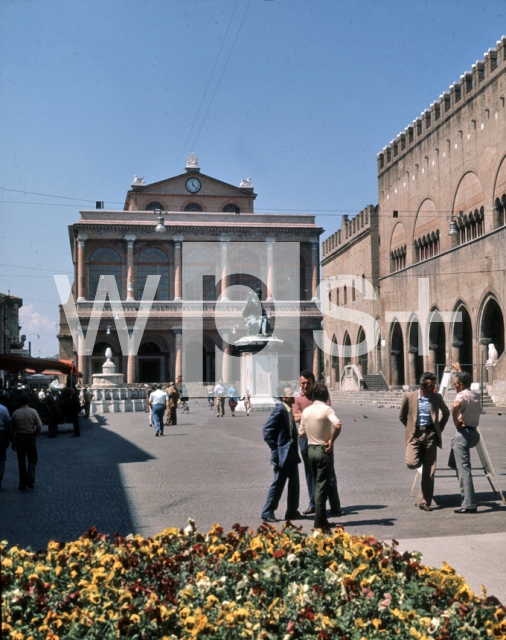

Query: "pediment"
<box><xmin>131</xmin><ymin>172</ymin><xmax>252</xmax><ymax>197</ymax></box>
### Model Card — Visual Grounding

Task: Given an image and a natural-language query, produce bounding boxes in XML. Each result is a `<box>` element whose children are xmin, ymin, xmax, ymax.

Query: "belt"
<box><xmin>417</xmin><ymin>424</ymin><xmax>434</xmax><ymax>430</ymax></box>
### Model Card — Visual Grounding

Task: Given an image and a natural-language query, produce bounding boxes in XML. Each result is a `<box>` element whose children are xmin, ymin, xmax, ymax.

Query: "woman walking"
<box><xmin>227</xmin><ymin>382</ymin><xmax>238</xmax><ymax>417</ymax></box>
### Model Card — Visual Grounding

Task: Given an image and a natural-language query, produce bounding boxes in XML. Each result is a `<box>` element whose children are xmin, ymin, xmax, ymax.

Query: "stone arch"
<box><xmin>452</xmin><ymin>301</ymin><xmax>473</xmax><ymax>374</ymax></box>
<box><xmin>331</xmin><ymin>334</ymin><xmax>339</xmax><ymax>387</ymax></box>
<box><xmin>493</xmin><ymin>155</ymin><xmax>506</xmax><ymax>228</ymax></box>
<box><xmin>183</xmin><ymin>202</ymin><xmax>205</xmax><ymax>212</ymax></box>
<box><xmin>428</xmin><ymin>308</ymin><xmax>446</xmax><ymax>382</ymax></box>
<box><xmin>408</xmin><ymin>317</ymin><xmax>424</xmax><ymax>386</ymax></box>
<box><xmin>453</xmin><ymin>171</ymin><xmax>485</xmax><ymax>238</ymax></box>
<box><xmin>356</xmin><ymin>326</ymin><xmax>368</xmax><ymax>375</ymax></box>
<box><xmin>479</xmin><ymin>295</ymin><xmax>505</xmax><ymax>361</ymax></box>
<box><xmin>137</xmin><ymin>335</ymin><xmax>171</xmax><ymax>384</ymax></box>
<box><xmin>145</xmin><ymin>201</ymin><xmax>166</xmax><ymax>211</ymax></box>
<box><xmin>389</xmin><ymin>321</ymin><xmax>405</xmax><ymax>386</ymax></box>
<box><xmin>390</xmin><ymin>222</ymin><xmax>407</xmax><ymax>272</ymax></box>
<box><xmin>342</xmin><ymin>331</ymin><xmax>352</xmax><ymax>366</ymax></box>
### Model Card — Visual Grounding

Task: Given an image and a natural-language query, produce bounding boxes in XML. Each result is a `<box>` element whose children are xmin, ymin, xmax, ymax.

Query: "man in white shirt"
<box><xmin>449</xmin><ymin>366</ymin><xmax>481</xmax><ymax>514</ymax></box>
<box><xmin>149</xmin><ymin>385</ymin><xmax>169</xmax><ymax>437</ymax></box>
<box><xmin>214</xmin><ymin>379</ymin><xmax>226</xmax><ymax>417</ymax></box>
<box><xmin>299</xmin><ymin>383</ymin><xmax>341</xmax><ymax>529</ymax></box>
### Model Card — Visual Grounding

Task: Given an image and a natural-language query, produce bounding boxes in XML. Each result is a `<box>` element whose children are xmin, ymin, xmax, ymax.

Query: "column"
<box><xmin>408</xmin><ymin>347</ymin><xmax>417</xmax><ymax>386</ymax></box>
<box><xmin>428</xmin><ymin>345</ymin><xmax>437</xmax><ymax>373</ymax></box>
<box><xmin>127</xmin><ymin>353</ymin><xmax>136</xmax><ymax>384</ymax></box>
<box><xmin>390</xmin><ymin>350</ymin><xmax>399</xmax><ymax>386</ymax></box>
<box><xmin>312</xmin><ymin>343</ymin><xmax>320</xmax><ymax>380</ymax></box>
<box><xmin>479</xmin><ymin>338</ymin><xmax>491</xmax><ymax>385</ymax></box>
<box><xmin>220</xmin><ymin>236</ymin><xmax>229</xmax><ymax>301</ymax></box>
<box><xmin>78</xmin><ymin>354</ymin><xmax>88</xmax><ymax>385</ymax></box>
<box><xmin>310</xmin><ymin>238</ymin><xmax>319</xmax><ymax>301</ymax></box>
<box><xmin>222</xmin><ymin>331</ymin><xmax>231</xmax><ymax>382</ymax></box>
<box><xmin>77</xmin><ymin>234</ymin><xmax>87</xmax><ymax>301</ymax></box>
<box><xmin>451</xmin><ymin>340</ymin><xmax>462</xmax><ymax>366</ymax></box>
<box><xmin>174</xmin><ymin>236</ymin><xmax>183</xmax><ymax>301</ymax></box>
<box><xmin>174</xmin><ymin>328</ymin><xmax>183</xmax><ymax>381</ymax></box>
<box><xmin>266</xmin><ymin>238</ymin><xmax>275</xmax><ymax>301</ymax></box>
<box><xmin>125</xmin><ymin>234</ymin><xmax>136</xmax><ymax>300</ymax></box>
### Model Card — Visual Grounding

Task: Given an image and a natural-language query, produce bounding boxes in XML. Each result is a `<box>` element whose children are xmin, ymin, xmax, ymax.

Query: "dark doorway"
<box><xmin>429</xmin><ymin>312</ymin><xmax>446</xmax><ymax>383</ymax></box>
<box><xmin>390</xmin><ymin>323</ymin><xmax>405</xmax><ymax>386</ymax></box>
<box><xmin>481</xmin><ymin>298</ymin><xmax>505</xmax><ymax>358</ymax></box>
<box><xmin>357</xmin><ymin>327</ymin><xmax>368</xmax><ymax>375</ymax></box>
<box><xmin>409</xmin><ymin>321</ymin><xmax>424</xmax><ymax>385</ymax></box>
<box><xmin>453</xmin><ymin>305</ymin><xmax>473</xmax><ymax>374</ymax></box>
<box><xmin>139</xmin><ymin>359</ymin><xmax>160</xmax><ymax>383</ymax></box>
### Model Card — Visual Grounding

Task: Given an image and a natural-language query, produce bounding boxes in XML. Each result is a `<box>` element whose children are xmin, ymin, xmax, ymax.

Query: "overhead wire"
<box><xmin>172</xmin><ymin>0</ymin><xmax>242</xmax><ymax>174</ymax></box>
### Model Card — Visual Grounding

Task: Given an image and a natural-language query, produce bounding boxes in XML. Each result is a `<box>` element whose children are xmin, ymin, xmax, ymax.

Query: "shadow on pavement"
<box><xmin>338</xmin><ymin>518</ymin><xmax>397</xmax><ymax>527</ymax></box>
<box><xmin>0</xmin><ymin>415</ymin><xmax>154</xmax><ymax>551</ymax></box>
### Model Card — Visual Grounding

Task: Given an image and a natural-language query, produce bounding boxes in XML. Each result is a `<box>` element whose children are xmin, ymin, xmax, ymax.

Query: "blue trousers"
<box><xmin>152</xmin><ymin>405</ymin><xmax>165</xmax><ymax>435</ymax></box>
<box><xmin>261</xmin><ymin>445</ymin><xmax>300</xmax><ymax>519</ymax></box>
<box><xmin>299</xmin><ymin>437</ymin><xmax>340</xmax><ymax>511</ymax></box>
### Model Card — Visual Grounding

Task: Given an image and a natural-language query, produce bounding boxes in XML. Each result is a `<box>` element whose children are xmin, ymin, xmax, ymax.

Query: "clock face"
<box><xmin>186</xmin><ymin>177</ymin><xmax>201</xmax><ymax>193</ymax></box>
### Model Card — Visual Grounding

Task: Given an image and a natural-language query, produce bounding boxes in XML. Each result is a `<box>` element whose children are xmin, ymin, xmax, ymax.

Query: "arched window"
<box><xmin>137</xmin><ymin>248</ymin><xmax>169</xmax><ymax>300</ymax></box>
<box><xmin>145</xmin><ymin>201</ymin><xmax>165</xmax><ymax>211</ymax></box>
<box><xmin>184</xmin><ymin>202</ymin><xmax>203</xmax><ymax>212</ymax></box>
<box><xmin>184</xmin><ymin>249</ymin><xmax>216</xmax><ymax>300</ymax></box>
<box><xmin>275</xmin><ymin>250</ymin><xmax>300</xmax><ymax>300</ymax></box>
<box><xmin>89</xmin><ymin>248</ymin><xmax>122</xmax><ymax>300</ymax></box>
<box><xmin>230</xmin><ymin>249</ymin><xmax>262</xmax><ymax>300</ymax></box>
<box><xmin>222</xmin><ymin>203</ymin><xmax>240</xmax><ymax>213</ymax></box>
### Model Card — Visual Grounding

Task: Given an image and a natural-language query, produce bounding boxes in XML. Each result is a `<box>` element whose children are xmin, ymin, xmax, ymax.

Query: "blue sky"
<box><xmin>0</xmin><ymin>0</ymin><xmax>504</xmax><ymax>356</ymax></box>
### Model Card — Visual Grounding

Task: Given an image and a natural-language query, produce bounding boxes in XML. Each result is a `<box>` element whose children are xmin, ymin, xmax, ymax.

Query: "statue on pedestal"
<box><xmin>242</xmin><ymin>287</ymin><xmax>272</xmax><ymax>337</ymax></box>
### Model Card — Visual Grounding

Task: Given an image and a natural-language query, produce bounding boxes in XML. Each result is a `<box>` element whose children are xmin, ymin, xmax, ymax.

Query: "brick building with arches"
<box><xmin>58</xmin><ymin>156</ymin><xmax>323</xmax><ymax>387</ymax></box>
<box><xmin>322</xmin><ymin>37</ymin><xmax>506</xmax><ymax>404</ymax></box>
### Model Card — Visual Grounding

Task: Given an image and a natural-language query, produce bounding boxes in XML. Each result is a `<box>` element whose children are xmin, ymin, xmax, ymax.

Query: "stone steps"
<box><xmin>330</xmin><ymin>389</ymin><xmax>496</xmax><ymax>409</ymax></box>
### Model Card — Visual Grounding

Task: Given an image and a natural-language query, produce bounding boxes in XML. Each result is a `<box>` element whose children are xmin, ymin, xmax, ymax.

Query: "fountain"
<box><xmin>91</xmin><ymin>348</ymin><xmax>146</xmax><ymax>413</ymax></box>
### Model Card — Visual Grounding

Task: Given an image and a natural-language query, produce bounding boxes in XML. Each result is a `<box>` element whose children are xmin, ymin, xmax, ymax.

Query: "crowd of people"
<box><xmin>260</xmin><ymin>363</ymin><xmax>482</xmax><ymax>530</ymax></box>
<box><xmin>0</xmin><ymin>363</ymin><xmax>482</xmax><ymax>527</ymax></box>
<box><xmin>0</xmin><ymin>380</ymin><xmax>93</xmax><ymax>491</ymax></box>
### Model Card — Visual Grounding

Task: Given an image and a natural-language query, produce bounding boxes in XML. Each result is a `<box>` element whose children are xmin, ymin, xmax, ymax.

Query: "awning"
<box><xmin>0</xmin><ymin>354</ymin><xmax>78</xmax><ymax>376</ymax></box>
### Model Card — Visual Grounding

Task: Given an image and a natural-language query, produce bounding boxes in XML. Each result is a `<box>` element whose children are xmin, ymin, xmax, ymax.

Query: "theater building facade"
<box><xmin>58</xmin><ymin>157</ymin><xmax>323</xmax><ymax>387</ymax></box>
<box><xmin>322</xmin><ymin>37</ymin><xmax>506</xmax><ymax>404</ymax></box>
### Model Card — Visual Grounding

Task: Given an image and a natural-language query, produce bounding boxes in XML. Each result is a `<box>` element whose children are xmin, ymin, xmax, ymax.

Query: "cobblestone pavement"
<box><xmin>1</xmin><ymin>401</ymin><xmax>505</xmax><ymax>598</ymax></box>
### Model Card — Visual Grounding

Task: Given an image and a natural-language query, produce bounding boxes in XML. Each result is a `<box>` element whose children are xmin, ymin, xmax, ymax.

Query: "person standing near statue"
<box><xmin>449</xmin><ymin>363</ymin><xmax>481</xmax><ymax>514</ymax></box>
<box><xmin>399</xmin><ymin>372</ymin><xmax>450</xmax><ymax>511</ymax></box>
<box><xmin>214</xmin><ymin>379</ymin><xmax>226</xmax><ymax>417</ymax></box>
<box><xmin>227</xmin><ymin>382</ymin><xmax>239</xmax><ymax>417</ymax></box>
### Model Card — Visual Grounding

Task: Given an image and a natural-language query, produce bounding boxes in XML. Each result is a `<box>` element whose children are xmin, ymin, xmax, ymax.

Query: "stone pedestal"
<box><xmin>91</xmin><ymin>348</ymin><xmax>146</xmax><ymax>413</ymax></box>
<box><xmin>235</xmin><ymin>335</ymin><xmax>283</xmax><ymax>411</ymax></box>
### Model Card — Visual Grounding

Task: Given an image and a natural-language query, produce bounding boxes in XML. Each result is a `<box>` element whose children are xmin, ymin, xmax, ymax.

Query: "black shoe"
<box><xmin>303</xmin><ymin>507</ymin><xmax>315</xmax><ymax>515</ymax></box>
<box><xmin>262</xmin><ymin>516</ymin><xmax>279</xmax><ymax>523</ymax></box>
<box><xmin>155</xmin><ymin>433</ymin><xmax>159</xmax><ymax>437</ymax></box>
<box><xmin>454</xmin><ymin>507</ymin><xmax>477</xmax><ymax>514</ymax></box>
<box><xmin>285</xmin><ymin>511</ymin><xmax>303</xmax><ymax>520</ymax></box>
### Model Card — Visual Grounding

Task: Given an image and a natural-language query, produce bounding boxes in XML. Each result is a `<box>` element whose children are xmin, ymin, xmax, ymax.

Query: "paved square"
<box><xmin>1</xmin><ymin>401</ymin><xmax>505</xmax><ymax>600</ymax></box>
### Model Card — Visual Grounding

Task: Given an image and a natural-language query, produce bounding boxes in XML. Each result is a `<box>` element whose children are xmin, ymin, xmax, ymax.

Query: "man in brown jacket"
<box><xmin>399</xmin><ymin>372</ymin><xmax>450</xmax><ymax>511</ymax></box>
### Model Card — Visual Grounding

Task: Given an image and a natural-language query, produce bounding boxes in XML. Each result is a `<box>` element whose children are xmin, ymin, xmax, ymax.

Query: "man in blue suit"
<box><xmin>261</xmin><ymin>385</ymin><xmax>302</xmax><ymax>523</ymax></box>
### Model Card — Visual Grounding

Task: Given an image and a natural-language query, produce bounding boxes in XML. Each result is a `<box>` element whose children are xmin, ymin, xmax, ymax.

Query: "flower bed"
<box><xmin>1</xmin><ymin>521</ymin><xmax>505</xmax><ymax>639</ymax></box>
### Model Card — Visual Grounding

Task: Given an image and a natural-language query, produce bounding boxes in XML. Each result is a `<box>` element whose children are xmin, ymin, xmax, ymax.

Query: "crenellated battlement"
<box><xmin>322</xmin><ymin>205</ymin><xmax>377</xmax><ymax>259</ymax></box>
<box><xmin>377</xmin><ymin>36</ymin><xmax>506</xmax><ymax>174</ymax></box>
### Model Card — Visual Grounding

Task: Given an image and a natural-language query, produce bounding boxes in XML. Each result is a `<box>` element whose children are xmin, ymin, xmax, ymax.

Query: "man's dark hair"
<box><xmin>300</xmin><ymin>370</ymin><xmax>315</xmax><ymax>383</ymax></box>
<box><xmin>419</xmin><ymin>372</ymin><xmax>437</xmax><ymax>386</ymax></box>
<box><xmin>455</xmin><ymin>371</ymin><xmax>472</xmax><ymax>388</ymax></box>
<box><xmin>19</xmin><ymin>393</ymin><xmax>30</xmax><ymax>405</ymax></box>
<box><xmin>313</xmin><ymin>383</ymin><xmax>329</xmax><ymax>403</ymax></box>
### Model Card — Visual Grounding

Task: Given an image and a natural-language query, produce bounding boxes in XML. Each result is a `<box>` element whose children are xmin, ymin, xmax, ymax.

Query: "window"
<box><xmin>137</xmin><ymin>248</ymin><xmax>169</xmax><ymax>300</ymax></box>
<box><xmin>222</xmin><ymin>203</ymin><xmax>240</xmax><ymax>213</ymax></box>
<box><xmin>145</xmin><ymin>201</ymin><xmax>165</xmax><ymax>211</ymax></box>
<box><xmin>456</xmin><ymin>209</ymin><xmax>484</xmax><ymax>245</ymax></box>
<box><xmin>184</xmin><ymin>202</ymin><xmax>203</xmax><ymax>212</ymax></box>
<box><xmin>230</xmin><ymin>250</ymin><xmax>262</xmax><ymax>300</ymax></box>
<box><xmin>89</xmin><ymin>248</ymin><xmax>122</xmax><ymax>300</ymax></box>
<box><xmin>184</xmin><ymin>249</ymin><xmax>216</xmax><ymax>300</ymax></box>
<box><xmin>393</xmin><ymin>210</ymin><xmax>398</xmax><ymax>218</ymax></box>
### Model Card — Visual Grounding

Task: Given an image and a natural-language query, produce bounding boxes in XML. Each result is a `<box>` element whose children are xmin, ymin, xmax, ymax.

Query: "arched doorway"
<box><xmin>138</xmin><ymin>342</ymin><xmax>162</xmax><ymax>383</ymax></box>
<box><xmin>429</xmin><ymin>310</ymin><xmax>446</xmax><ymax>382</ymax></box>
<box><xmin>408</xmin><ymin>320</ymin><xmax>424</xmax><ymax>386</ymax></box>
<box><xmin>452</xmin><ymin>304</ymin><xmax>473</xmax><ymax>374</ymax></box>
<box><xmin>390</xmin><ymin>322</ymin><xmax>405</xmax><ymax>386</ymax></box>
<box><xmin>331</xmin><ymin>335</ymin><xmax>339</xmax><ymax>387</ymax></box>
<box><xmin>343</xmin><ymin>332</ymin><xmax>352</xmax><ymax>367</ymax></box>
<box><xmin>480</xmin><ymin>297</ymin><xmax>505</xmax><ymax>360</ymax></box>
<box><xmin>357</xmin><ymin>327</ymin><xmax>368</xmax><ymax>375</ymax></box>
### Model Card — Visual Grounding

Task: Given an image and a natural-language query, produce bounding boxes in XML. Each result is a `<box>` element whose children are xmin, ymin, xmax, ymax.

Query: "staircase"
<box><xmin>362</xmin><ymin>373</ymin><xmax>389</xmax><ymax>391</ymax></box>
<box><xmin>330</xmin><ymin>387</ymin><xmax>497</xmax><ymax>411</ymax></box>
